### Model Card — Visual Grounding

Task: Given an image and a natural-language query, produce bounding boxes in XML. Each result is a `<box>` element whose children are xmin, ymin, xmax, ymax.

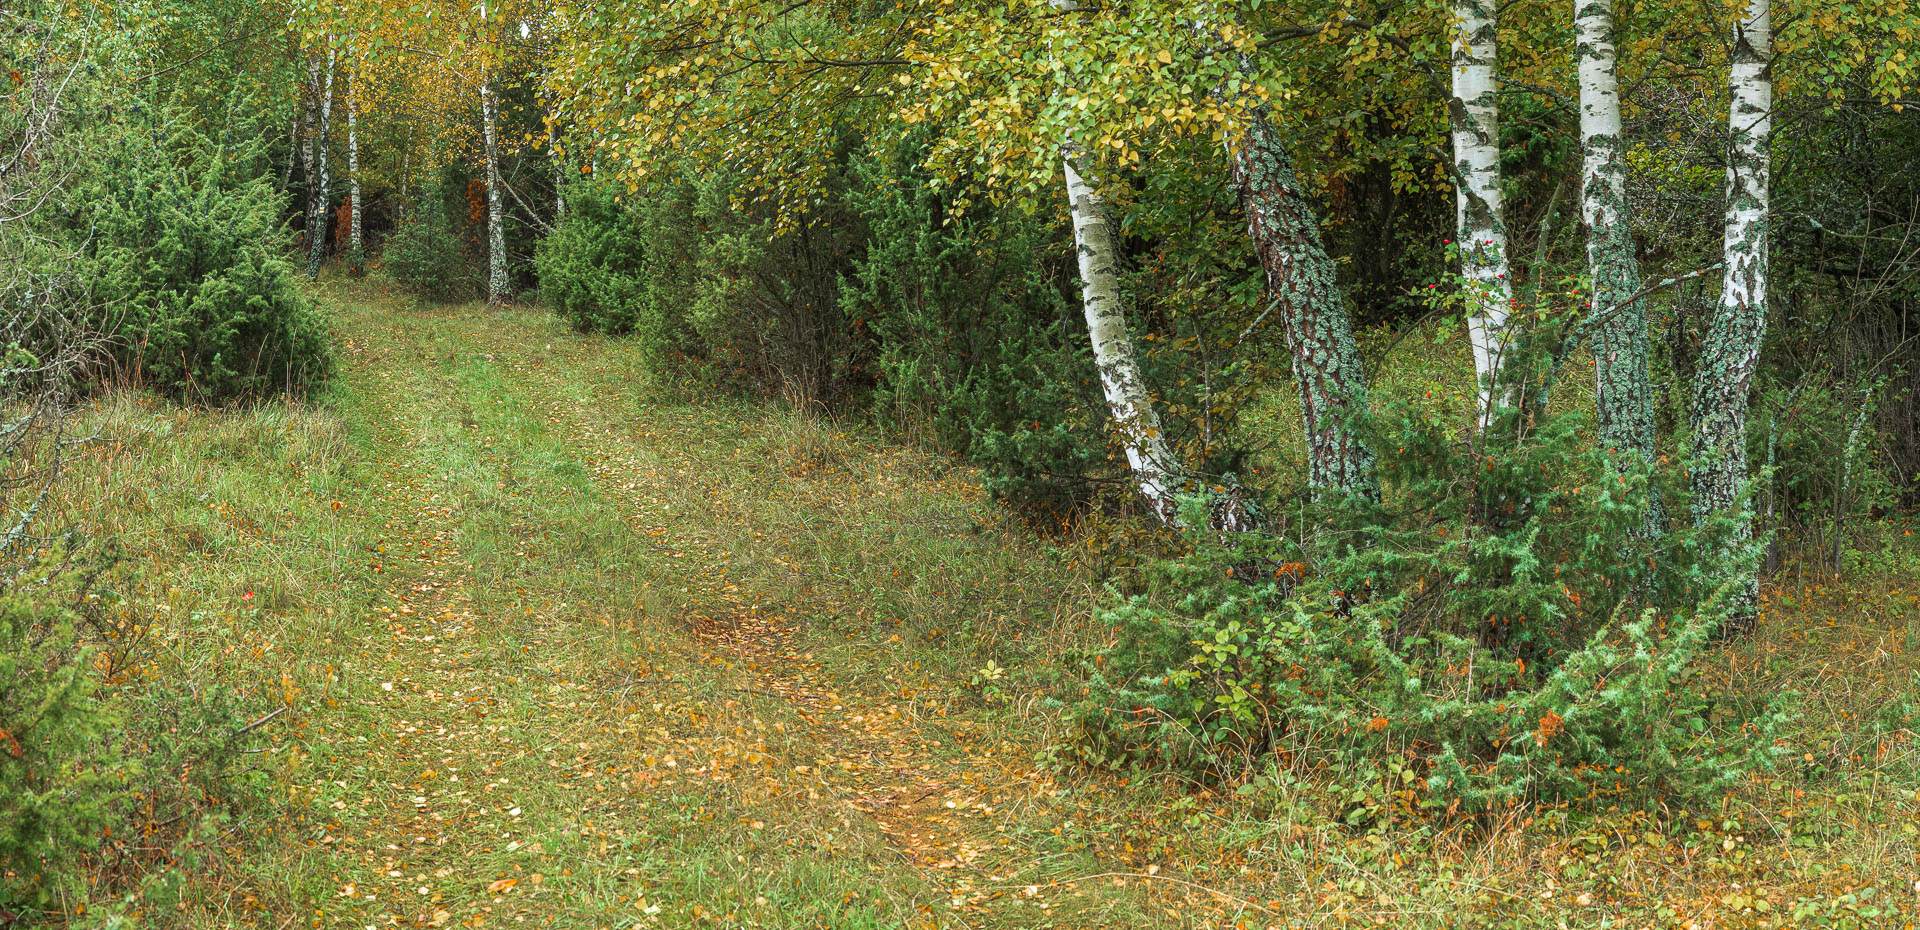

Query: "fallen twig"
<box><xmin>233</xmin><ymin>706</ymin><xmax>288</xmax><ymax>738</ymax></box>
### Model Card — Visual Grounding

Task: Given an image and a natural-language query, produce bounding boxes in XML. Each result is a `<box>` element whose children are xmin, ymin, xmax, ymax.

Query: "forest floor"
<box><xmin>55</xmin><ymin>281</ymin><xmax>1920</xmax><ymax>929</ymax></box>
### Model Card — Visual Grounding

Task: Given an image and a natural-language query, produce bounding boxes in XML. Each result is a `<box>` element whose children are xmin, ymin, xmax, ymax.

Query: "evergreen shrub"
<box><xmin>841</xmin><ymin>145</ymin><xmax>1107</xmax><ymax>512</ymax></box>
<box><xmin>0</xmin><ymin>556</ymin><xmax>126</xmax><ymax>911</ymax></box>
<box><xmin>1059</xmin><ymin>400</ymin><xmax>1791</xmax><ymax>812</ymax></box>
<box><xmin>386</xmin><ymin>171</ymin><xmax>472</xmax><ymax>303</ymax></box>
<box><xmin>533</xmin><ymin>177</ymin><xmax>647</xmax><ymax>334</ymax></box>
<box><xmin>74</xmin><ymin>108</ymin><xmax>331</xmax><ymax>401</ymax></box>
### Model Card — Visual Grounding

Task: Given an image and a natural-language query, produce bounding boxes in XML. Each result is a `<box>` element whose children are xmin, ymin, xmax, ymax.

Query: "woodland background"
<box><xmin>2</xmin><ymin>0</ymin><xmax>1919</xmax><ymax>925</ymax></box>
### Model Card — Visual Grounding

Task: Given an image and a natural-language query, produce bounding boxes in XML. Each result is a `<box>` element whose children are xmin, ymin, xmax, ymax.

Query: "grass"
<box><xmin>24</xmin><ymin>277</ymin><xmax>1920</xmax><ymax>928</ymax></box>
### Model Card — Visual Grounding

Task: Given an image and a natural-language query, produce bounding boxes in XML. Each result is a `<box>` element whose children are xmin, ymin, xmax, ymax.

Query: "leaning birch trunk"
<box><xmin>306</xmin><ymin>48</ymin><xmax>336</xmax><ymax>281</ymax></box>
<box><xmin>1062</xmin><ymin>152</ymin><xmax>1185</xmax><ymax>525</ymax></box>
<box><xmin>1193</xmin><ymin>14</ymin><xmax>1377</xmax><ymax>498</ymax></box>
<box><xmin>1577</xmin><ymin>0</ymin><xmax>1666</xmax><ymax>534</ymax></box>
<box><xmin>348</xmin><ymin>78</ymin><xmax>363</xmax><ymax>260</ymax></box>
<box><xmin>1449</xmin><ymin>0</ymin><xmax>1514</xmax><ymax>423</ymax></box>
<box><xmin>1227</xmin><ymin>116</ymin><xmax>1378</xmax><ymax>498</ymax></box>
<box><xmin>481</xmin><ymin>79</ymin><xmax>508</xmax><ymax>303</ymax></box>
<box><xmin>1689</xmin><ymin>0</ymin><xmax>1772</xmax><ymax>634</ymax></box>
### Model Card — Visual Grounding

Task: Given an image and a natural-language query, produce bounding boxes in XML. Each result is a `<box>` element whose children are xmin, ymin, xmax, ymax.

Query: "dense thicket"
<box><xmin>70</xmin><ymin>107</ymin><xmax>331</xmax><ymax>400</ymax></box>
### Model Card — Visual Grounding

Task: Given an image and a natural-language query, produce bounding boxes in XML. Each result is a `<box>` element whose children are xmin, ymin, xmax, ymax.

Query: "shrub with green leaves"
<box><xmin>72</xmin><ymin>105</ymin><xmax>331</xmax><ymax>402</ymax></box>
<box><xmin>385</xmin><ymin>171</ymin><xmax>473</xmax><ymax>303</ymax></box>
<box><xmin>534</xmin><ymin>177</ymin><xmax>649</xmax><ymax>334</ymax></box>
<box><xmin>0</xmin><ymin>556</ymin><xmax>129</xmax><ymax>912</ymax></box>
<box><xmin>1061</xmin><ymin>399</ymin><xmax>1791</xmax><ymax>812</ymax></box>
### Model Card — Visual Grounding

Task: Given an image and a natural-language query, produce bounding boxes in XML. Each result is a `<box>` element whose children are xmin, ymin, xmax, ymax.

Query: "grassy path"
<box><xmin>279</xmin><ymin>289</ymin><xmax>1197</xmax><ymax>929</ymax></box>
<box><xmin>69</xmin><ymin>285</ymin><xmax>1916</xmax><ymax>929</ymax></box>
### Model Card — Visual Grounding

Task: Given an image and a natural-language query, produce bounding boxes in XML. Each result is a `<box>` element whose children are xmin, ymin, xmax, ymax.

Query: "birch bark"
<box><xmin>299</xmin><ymin>57</ymin><xmax>318</xmax><ymax>266</ymax></box>
<box><xmin>305</xmin><ymin>48</ymin><xmax>335</xmax><ymax>281</ymax></box>
<box><xmin>1063</xmin><ymin>153</ymin><xmax>1185</xmax><ymax>524</ymax></box>
<box><xmin>548</xmin><ymin>117</ymin><xmax>565</xmax><ymax>217</ymax></box>
<box><xmin>1042</xmin><ymin>0</ymin><xmax>1185</xmax><ymax>524</ymax></box>
<box><xmin>1194</xmin><ymin>14</ymin><xmax>1377</xmax><ymax>498</ymax></box>
<box><xmin>1449</xmin><ymin>0</ymin><xmax>1513</xmax><ymax>422</ymax></box>
<box><xmin>1577</xmin><ymin>0</ymin><xmax>1666</xmax><ymax>533</ymax></box>
<box><xmin>348</xmin><ymin>75</ymin><xmax>362</xmax><ymax>258</ymax></box>
<box><xmin>481</xmin><ymin>79</ymin><xmax>508</xmax><ymax>303</ymax></box>
<box><xmin>1689</xmin><ymin>0</ymin><xmax>1772</xmax><ymax>632</ymax></box>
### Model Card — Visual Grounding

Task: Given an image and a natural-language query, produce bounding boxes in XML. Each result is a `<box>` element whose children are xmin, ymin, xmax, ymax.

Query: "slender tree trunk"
<box><xmin>548</xmin><ymin>116</ymin><xmax>566</xmax><ymax>218</ymax></box>
<box><xmin>281</xmin><ymin>113</ymin><xmax>299</xmax><ymax>192</ymax></box>
<box><xmin>348</xmin><ymin>78</ymin><xmax>363</xmax><ymax>258</ymax></box>
<box><xmin>306</xmin><ymin>47</ymin><xmax>336</xmax><ymax>281</ymax></box>
<box><xmin>300</xmin><ymin>59</ymin><xmax>318</xmax><ymax>257</ymax></box>
<box><xmin>1578</xmin><ymin>0</ymin><xmax>1667</xmax><ymax>534</ymax></box>
<box><xmin>1689</xmin><ymin>0</ymin><xmax>1772</xmax><ymax>633</ymax></box>
<box><xmin>1182</xmin><ymin>11</ymin><xmax>1376</xmax><ymax>501</ymax></box>
<box><xmin>1211</xmin><ymin>69</ymin><xmax>1377</xmax><ymax>496</ymax></box>
<box><xmin>1062</xmin><ymin>152</ymin><xmax>1185</xmax><ymax>525</ymax></box>
<box><xmin>1450</xmin><ymin>0</ymin><xmax>1514</xmax><ymax>422</ymax></box>
<box><xmin>481</xmin><ymin>79</ymin><xmax>508</xmax><ymax>303</ymax></box>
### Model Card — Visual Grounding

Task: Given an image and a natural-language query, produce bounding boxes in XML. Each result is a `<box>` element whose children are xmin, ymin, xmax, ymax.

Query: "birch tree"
<box><xmin>1062</xmin><ymin>155</ymin><xmax>1186</xmax><ymax>523</ymax></box>
<box><xmin>480</xmin><ymin>76</ymin><xmax>507</xmax><ymax>302</ymax></box>
<box><xmin>1689</xmin><ymin>0</ymin><xmax>1772</xmax><ymax>631</ymax></box>
<box><xmin>1449</xmin><ymin>0</ymin><xmax>1513</xmax><ymax>422</ymax></box>
<box><xmin>1577</xmin><ymin>0</ymin><xmax>1665</xmax><ymax>533</ymax></box>
<box><xmin>347</xmin><ymin>67</ymin><xmax>363</xmax><ymax>261</ymax></box>
<box><xmin>1044</xmin><ymin>0</ymin><xmax>1191</xmax><ymax>524</ymax></box>
<box><xmin>305</xmin><ymin>46</ymin><xmax>335</xmax><ymax>281</ymax></box>
<box><xmin>1197</xmin><ymin>13</ymin><xmax>1378</xmax><ymax>498</ymax></box>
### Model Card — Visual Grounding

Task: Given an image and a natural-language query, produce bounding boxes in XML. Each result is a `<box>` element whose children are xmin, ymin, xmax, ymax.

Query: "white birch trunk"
<box><xmin>481</xmin><ymin>79</ymin><xmax>508</xmax><ymax>303</ymax></box>
<box><xmin>348</xmin><ymin>80</ymin><xmax>362</xmax><ymax>257</ymax></box>
<box><xmin>306</xmin><ymin>48</ymin><xmax>336</xmax><ymax>280</ymax></box>
<box><xmin>300</xmin><ymin>58</ymin><xmax>318</xmax><ymax>260</ymax></box>
<box><xmin>1689</xmin><ymin>0</ymin><xmax>1772</xmax><ymax>632</ymax></box>
<box><xmin>1578</xmin><ymin>0</ymin><xmax>1666</xmax><ymax>533</ymax></box>
<box><xmin>1449</xmin><ymin>0</ymin><xmax>1513</xmax><ymax>423</ymax></box>
<box><xmin>1063</xmin><ymin>153</ymin><xmax>1184</xmax><ymax>525</ymax></box>
<box><xmin>282</xmin><ymin>113</ymin><xmax>299</xmax><ymax>192</ymax></box>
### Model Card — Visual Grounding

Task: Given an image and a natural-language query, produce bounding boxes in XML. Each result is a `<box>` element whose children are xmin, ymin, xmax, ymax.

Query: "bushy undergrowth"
<box><xmin>384</xmin><ymin>172</ymin><xmax>473</xmax><ymax>303</ymax></box>
<box><xmin>534</xmin><ymin>178</ymin><xmax>648</xmax><ymax>334</ymax></box>
<box><xmin>1061</xmin><ymin>401</ymin><xmax>1792</xmax><ymax>813</ymax></box>
<box><xmin>70</xmin><ymin>104</ymin><xmax>331</xmax><ymax>402</ymax></box>
<box><xmin>0</xmin><ymin>545</ymin><xmax>270</xmax><ymax>915</ymax></box>
<box><xmin>0</xmin><ymin>554</ymin><xmax>126</xmax><ymax>910</ymax></box>
<box><xmin>841</xmin><ymin>147</ymin><xmax>1107</xmax><ymax>512</ymax></box>
<box><xmin>531</xmin><ymin>144</ymin><xmax>1121</xmax><ymax>511</ymax></box>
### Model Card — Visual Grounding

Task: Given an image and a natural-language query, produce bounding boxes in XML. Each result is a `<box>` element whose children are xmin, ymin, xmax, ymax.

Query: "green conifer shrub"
<box><xmin>73</xmin><ymin>104</ymin><xmax>331</xmax><ymax>402</ymax></box>
<box><xmin>840</xmin><ymin>145</ymin><xmax>1107</xmax><ymax>512</ymax></box>
<box><xmin>384</xmin><ymin>172</ymin><xmax>472</xmax><ymax>303</ymax></box>
<box><xmin>1060</xmin><ymin>396</ymin><xmax>1792</xmax><ymax>812</ymax></box>
<box><xmin>533</xmin><ymin>177</ymin><xmax>648</xmax><ymax>334</ymax></box>
<box><xmin>0</xmin><ymin>554</ymin><xmax>128</xmax><ymax>912</ymax></box>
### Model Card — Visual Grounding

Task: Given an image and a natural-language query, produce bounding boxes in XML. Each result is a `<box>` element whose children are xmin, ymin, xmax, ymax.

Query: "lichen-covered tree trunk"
<box><xmin>1578</xmin><ymin>0</ymin><xmax>1666</xmax><ymax>534</ymax></box>
<box><xmin>1063</xmin><ymin>152</ymin><xmax>1184</xmax><ymax>525</ymax></box>
<box><xmin>348</xmin><ymin>80</ymin><xmax>362</xmax><ymax>257</ymax></box>
<box><xmin>1689</xmin><ymin>0</ymin><xmax>1771</xmax><ymax>633</ymax></box>
<box><xmin>305</xmin><ymin>48</ymin><xmax>335</xmax><ymax>281</ymax></box>
<box><xmin>1226</xmin><ymin>109</ymin><xmax>1379</xmax><ymax>498</ymax></box>
<box><xmin>481</xmin><ymin>79</ymin><xmax>508</xmax><ymax>303</ymax></box>
<box><xmin>1450</xmin><ymin>0</ymin><xmax>1514</xmax><ymax>421</ymax></box>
